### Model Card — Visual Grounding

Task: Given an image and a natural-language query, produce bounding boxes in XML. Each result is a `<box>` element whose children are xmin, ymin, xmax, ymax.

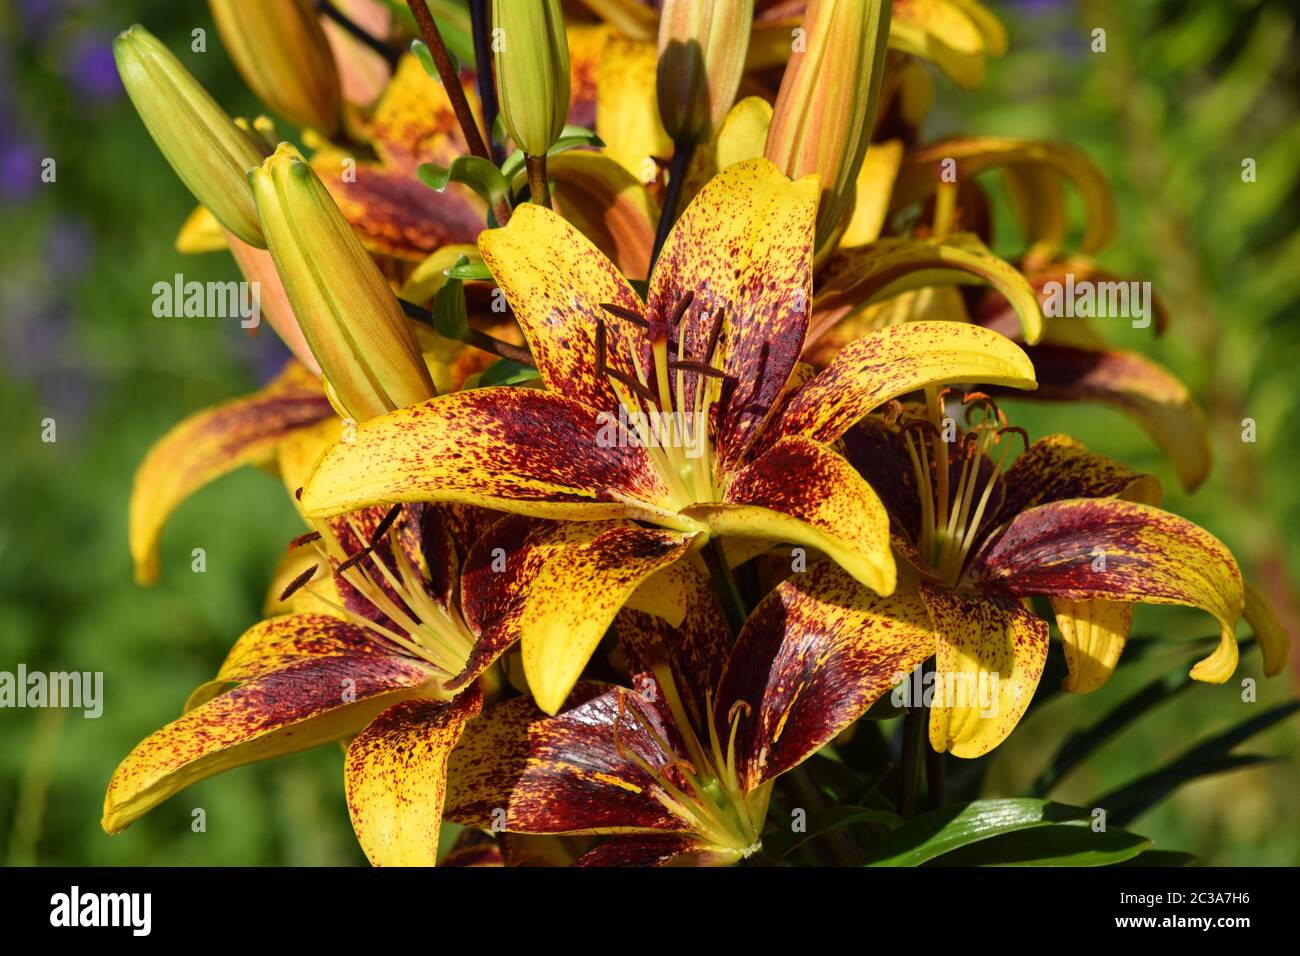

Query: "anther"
<box><xmin>882</xmin><ymin>399</ymin><xmax>904</xmax><ymax>427</ymax></box>
<box><xmin>668</xmin><ymin>359</ymin><xmax>726</xmax><ymax>379</ymax></box>
<box><xmin>599</xmin><ymin>302</ymin><xmax>647</xmax><ymax>327</ymax></box>
<box><xmin>368</xmin><ymin>504</ymin><xmax>402</xmax><ymax>548</ymax></box>
<box><xmin>702</xmin><ymin>305</ymin><xmax>726</xmax><ymax>364</ymax></box>
<box><xmin>727</xmin><ymin>700</ymin><xmax>752</xmax><ymax>726</ymax></box>
<box><xmin>996</xmin><ymin>426</ymin><xmax>1030</xmax><ymax>455</ymax></box>
<box><xmin>278</xmin><ymin>563</ymin><xmax>319</xmax><ymax>602</ymax></box>
<box><xmin>287</xmin><ymin>531</ymin><xmax>322</xmax><ymax>550</ymax></box>
<box><xmin>668</xmin><ymin>290</ymin><xmax>694</xmax><ymax>331</ymax></box>
<box><xmin>335</xmin><ymin>546</ymin><xmax>373</xmax><ymax>576</ymax></box>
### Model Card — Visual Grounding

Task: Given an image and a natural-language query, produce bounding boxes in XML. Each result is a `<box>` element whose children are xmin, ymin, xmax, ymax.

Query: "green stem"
<box><xmin>896</xmin><ymin>704</ymin><xmax>925</xmax><ymax>818</ymax></box>
<box><xmin>525</xmin><ymin>153</ymin><xmax>552</xmax><ymax>208</ymax></box>
<box><xmin>700</xmin><ymin>537</ymin><xmax>746</xmax><ymax>637</ymax></box>
<box><xmin>649</xmin><ymin>139</ymin><xmax>696</xmax><ymax>273</ymax></box>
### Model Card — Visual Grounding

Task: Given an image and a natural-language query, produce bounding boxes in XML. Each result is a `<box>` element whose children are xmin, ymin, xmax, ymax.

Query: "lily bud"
<box><xmin>492</xmin><ymin>0</ymin><xmax>571</xmax><ymax>157</ymax></box>
<box><xmin>114</xmin><ymin>25</ymin><xmax>267</xmax><ymax>247</ymax></box>
<box><xmin>656</xmin><ymin>0</ymin><xmax>754</xmax><ymax>145</ymax></box>
<box><xmin>765</xmin><ymin>0</ymin><xmax>892</xmax><ymax>249</ymax></box>
<box><xmin>251</xmin><ymin>144</ymin><xmax>436</xmax><ymax>422</ymax></box>
<box><xmin>209</xmin><ymin>0</ymin><xmax>343</xmax><ymax>135</ymax></box>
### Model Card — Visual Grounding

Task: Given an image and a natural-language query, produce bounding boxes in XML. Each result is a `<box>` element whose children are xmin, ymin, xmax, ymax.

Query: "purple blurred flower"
<box><xmin>66</xmin><ymin>34</ymin><xmax>123</xmax><ymax>104</ymax></box>
<box><xmin>0</xmin><ymin>138</ymin><xmax>44</xmax><ymax>201</ymax></box>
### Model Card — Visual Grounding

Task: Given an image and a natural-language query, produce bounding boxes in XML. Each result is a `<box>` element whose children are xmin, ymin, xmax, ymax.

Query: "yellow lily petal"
<box><xmin>893</xmin><ymin>138</ymin><xmax>1116</xmax><ymax>254</ymax></box>
<box><xmin>102</xmin><ymin>615</ymin><xmax>439</xmax><ymax>833</ymax></box>
<box><xmin>175</xmin><ymin>205</ymin><xmax>228</xmax><ymax>254</ymax></box>
<box><xmin>1052</xmin><ymin>597</ymin><xmax>1133</xmax><ymax>694</ymax></box>
<box><xmin>345</xmin><ymin>691</ymin><xmax>483</xmax><ymax>866</ymax></box>
<box><xmin>652</xmin><ymin>158</ymin><xmax>820</xmax><ymax>474</ymax></box>
<box><xmin>520</xmin><ymin>523</ymin><xmax>693</xmax><ymax>714</ymax></box>
<box><xmin>129</xmin><ymin>362</ymin><xmax>332</xmax><ymax>584</ymax></box>
<box><xmin>687</xmin><ymin>436</ymin><xmax>896</xmax><ymax>595</ymax></box>
<box><xmin>773</xmin><ymin>320</ymin><xmax>1037</xmax><ymax>448</ymax></box>
<box><xmin>1244</xmin><ymin>582</ymin><xmax>1291</xmax><ymax>678</ymax></box>
<box><xmin>550</xmin><ymin>151</ymin><xmax>658</xmax><ymax>281</ymax></box>
<box><xmin>300</xmin><ymin>387</ymin><xmax>677</xmax><ymax>523</ymax></box>
<box><xmin>969</xmin><ymin>498</ymin><xmax>1245</xmax><ymax>684</ymax></box>
<box><xmin>888</xmin><ymin>0</ymin><xmax>995</xmax><ymax>89</ymax></box>
<box><xmin>1013</xmin><ymin>344</ymin><xmax>1212</xmax><ymax>492</ymax></box>
<box><xmin>921</xmin><ymin>584</ymin><xmax>1049</xmax><ymax>758</ymax></box>
<box><xmin>680</xmin><ymin>95</ymin><xmax>772</xmax><ymax>207</ymax></box>
<box><xmin>839</xmin><ymin>139</ymin><xmax>905</xmax><ymax>248</ymax></box>
<box><xmin>810</xmin><ymin>234</ymin><xmax>1045</xmax><ymax>347</ymax></box>
<box><xmin>596</xmin><ymin>34</ymin><xmax>671</xmax><ymax>180</ymax></box>
<box><xmin>478</xmin><ymin>202</ymin><xmax>644</xmax><ymax>412</ymax></box>
<box><xmin>721</xmin><ymin>563</ymin><xmax>935</xmax><ymax>788</ymax></box>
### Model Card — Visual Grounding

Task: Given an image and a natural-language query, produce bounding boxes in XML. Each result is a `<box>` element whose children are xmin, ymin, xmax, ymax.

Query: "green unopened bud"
<box><xmin>656</xmin><ymin>0</ymin><xmax>754</xmax><ymax>145</ymax></box>
<box><xmin>251</xmin><ymin>144</ymin><xmax>436</xmax><ymax>422</ymax></box>
<box><xmin>114</xmin><ymin>25</ymin><xmax>267</xmax><ymax>247</ymax></box>
<box><xmin>765</xmin><ymin>0</ymin><xmax>892</xmax><ymax>249</ymax></box>
<box><xmin>209</xmin><ymin>0</ymin><xmax>343</xmax><ymax>135</ymax></box>
<box><xmin>492</xmin><ymin>0</ymin><xmax>571</xmax><ymax>157</ymax></box>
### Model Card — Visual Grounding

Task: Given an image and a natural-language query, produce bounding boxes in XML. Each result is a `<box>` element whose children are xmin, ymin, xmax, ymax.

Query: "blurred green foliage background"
<box><xmin>1</xmin><ymin>0</ymin><xmax>1296</xmax><ymax>866</ymax></box>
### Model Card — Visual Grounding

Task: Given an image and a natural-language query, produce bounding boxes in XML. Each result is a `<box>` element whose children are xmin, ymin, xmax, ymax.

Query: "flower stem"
<box><xmin>700</xmin><ymin>537</ymin><xmax>746</xmax><ymax>637</ymax></box>
<box><xmin>525</xmin><ymin>153</ymin><xmax>552</xmax><ymax>208</ymax></box>
<box><xmin>896</xmin><ymin>702</ymin><xmax>925</xmax><ymax>818</ymax></box>
<box><xmin>405</xmin><ymin>0</ymin><xmax>492</xmax><ymax>163</ymax></box>
<box><xmin>399</xmin><ymin>297</ymin><xmax>535</xmax><ymax>367</ymax></box>
<box><xmin>649</xmin><ymin>139</ymin><xmax>696</xmax><ymax>273</ymax></box>
<box><xmin>316</xmin><ymin>0</ymin><xmax>400</xmax><ymax>67</ymax></box>
<box><xmin>468</xmin><ymin>0</ymin><xmax>505</xmax><ymax>165</ymax></box>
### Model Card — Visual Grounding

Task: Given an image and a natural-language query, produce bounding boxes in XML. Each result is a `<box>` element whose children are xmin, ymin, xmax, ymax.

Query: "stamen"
<box><xmin>997</xmin><ymin>425</ymin><xmax>1030</xmax><ymax>454</ymax></box>
<box><xmin>668</xmin><ymin>290</ymin><xmax>694</xmax><ymax>332</ymax></box>
<box><xmin>368</xmin><ymin>504</ymin><xmax>402</xmax><ymax>548</ymax></box>
<box><xmin>335</xmin><ymin>546</ymin><xmax>374</xmax><ymax>576</ymax></box>
<box><xmin>668</xmin><ymin>359</ymin><xmax>726</xmax><ymax>379</ymax></box>
<box><xmin>701</xmin><ymin>304</ymin><xmax>726</xmax><ymax>364</ymax></box>
<box><xmin>278</xmin><ymin>563</ymin><xmax>319</xmax><ymax>602</ymax></box>
<box><xmin>599</xmin><ymin>302</ymin><xmax>647</xmax><ymax>326</ymax></box>
<box><xmin>882</xmin><ymin>399</ymin><xmax>904</xmax><ymax>427</ymax></box>
<box><xmin>287</xmin><ymin>531</ymin><xmax>322</xmax><ymax>550</ymax></box>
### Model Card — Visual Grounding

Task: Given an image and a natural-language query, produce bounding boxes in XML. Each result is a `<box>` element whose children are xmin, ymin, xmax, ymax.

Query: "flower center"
<box><xmin>897</xmin><ymin>388</ymin><xmax>1028</xmax><ymax>588</ymax></box>
<box><xmin>597</xmin><ymin>293</ymin><xmax>729</xmax><ymax>511</ymax></box>
<box><xmin>279</xmin><ymin>504</ymin><xmax>475</xmax><ymax>680</ymax></box>
<box><xmin>612</xmin><ymin>654</ymin><xmax>768</xmax><ymax>857</ymax></box>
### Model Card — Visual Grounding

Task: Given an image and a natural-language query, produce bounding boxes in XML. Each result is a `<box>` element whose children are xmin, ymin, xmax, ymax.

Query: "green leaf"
<box><xmin>418</xmin><ymin>157</ymin><xmax>509</xmax><ymax>210</ymax></box>
<box><xmin>1096</xmin><ymin>698</ymin><xmax>1298</xmax><ymax>826</ymax></box>
<box><xmin>765</xmin><ymin>806</ymin><xmax>902</xmax><ymax>861</ymax></box>
<box><xmin>431</xmin><ymin>268</ymin><xmax>468</xmax><ymax>342</ymax></box>
<box><xmin>448</xmin><ymin>260</ymin><xmax>493</xmax><ymax>281</ymax></box>
<box><xmin>1113</xmin><ymin>850</ymin><xmax>1196</xmax><ymax>867</ymax></box>
<box><xmin>478</xmin><ymin>359</ymin><xmax>541</xmax><ymax>388</ymax></box>
<box><xmin>410</xmin><ymin>39</ymin><xmax>460</xmax><ymax>80</ymax></box>
<box><xmin>499</xmin><ymin>126</ymin><xmax>606</xmax><ymax>180</ymax></box>
<box><xmin>926</xmin><ymin>822</ymin><xmax>1150</xmax><ymax>867</ymax></box>
<box><xmin>862</xmin><ymin>799</ymin><xmax>1089</xmax><ymax>867</ymax></box>
<box><xmin>1030</xmin><ymin>667</ymin><xmax>1197</xmax><ymax>797</ymax></box>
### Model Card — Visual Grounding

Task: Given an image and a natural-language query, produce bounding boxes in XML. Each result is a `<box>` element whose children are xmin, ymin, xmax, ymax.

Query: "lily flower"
<box><xmin>109</xmin><ymin>458</ymin><xmax>685</xmax><ymax>864</ymax></box>
<box><xmin>842</xmin><ymin>393</ymin><xmax>1285</xmax><ymax>754</ymax></box>
<box><xmin>442</xmin><ymin>562</ymin><xmax>935</xmax><ymax>866</ymax></box>
<box><xmin>298</xmin><ymin>158</ymin><xmax>1038</xmax><ymax>712</ymax></box>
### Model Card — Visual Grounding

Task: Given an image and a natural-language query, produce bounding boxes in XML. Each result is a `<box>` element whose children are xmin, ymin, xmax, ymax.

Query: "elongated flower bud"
<box><xmin>657</xmin><ymin>0</ymin><xmax>754</xmax><ymax>145</ymax></box>
<box><xmin>114</xmin><ymin>25</ymin><xmax>267</xmax><ymax>247</ymax></box>
<box><xmin>209</xmin><ymin>0</ymin><xmax>343</xmax><ymax>135</ymax></box>
<box><xmin>765</xmin><ymin>0</ymin><xmax>892</xmax><ymax>249</ymax></box>
<box><xmin>492</xmin><ymin>0</ymin><xmax>571</xmax><ymax>157</ymax></box>
<box><xmin>251</xmin><ymin>144</ymin><xmax>435</xmax><ymax>422</ymax></box>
